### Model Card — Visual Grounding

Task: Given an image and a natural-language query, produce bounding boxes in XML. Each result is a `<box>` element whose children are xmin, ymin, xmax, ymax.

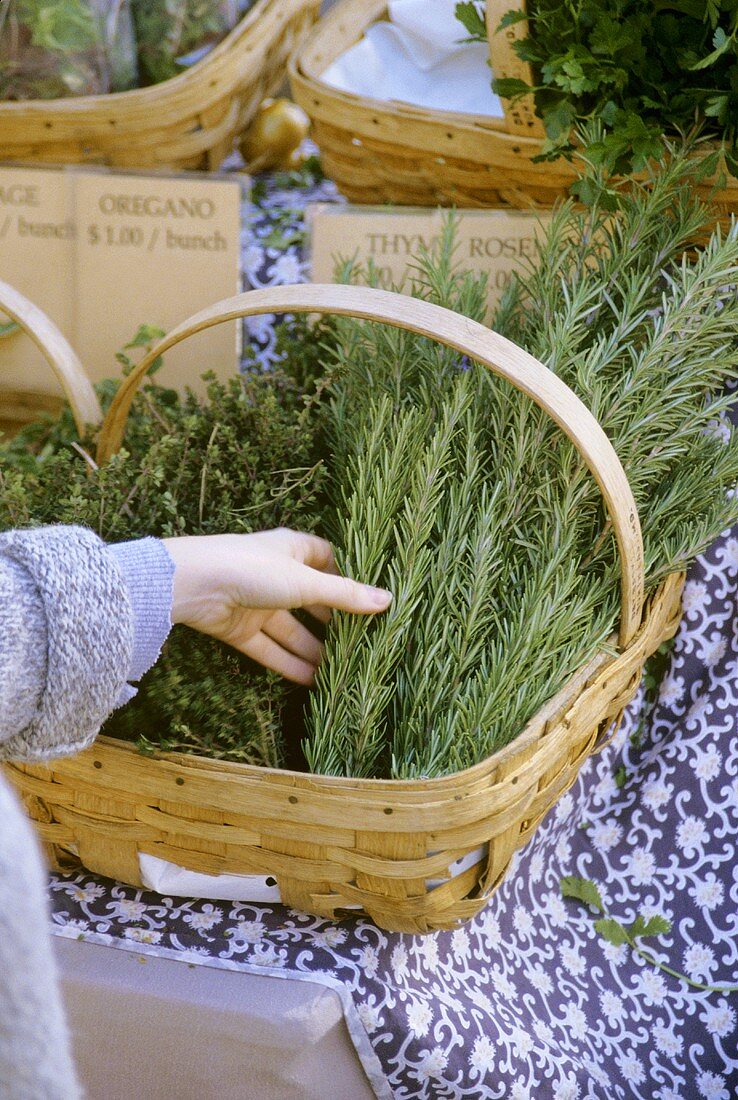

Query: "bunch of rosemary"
<box><xmin>0</xmin><ymin>325</ymin><xmax>328</xmax><ymax>766</ymax></box>
<box><xmin>305</xmin><ymin>153</ymin><xmax>738</xmax><ymax>779</ymax></box>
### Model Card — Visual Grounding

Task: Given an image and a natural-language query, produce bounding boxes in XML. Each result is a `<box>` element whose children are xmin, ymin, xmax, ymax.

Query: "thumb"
<box><xmin>303</xmin><ymin>567</ymin><xmax>393</xmax><ymax>615</ymax></box>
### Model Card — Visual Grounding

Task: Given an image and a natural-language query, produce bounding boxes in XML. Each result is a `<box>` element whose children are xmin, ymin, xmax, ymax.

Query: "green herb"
<box><xmin>131</xmin><ymin>0</ymin><xmax>236</xmax><ymax>86</ymax></box>
<box><xmin>456</xmin><ymin>0</ymin><xmax>738</xmax><ymax>187</ymax></box>
<box><xmin>562</xmin><ymin>875</ymin><xmax>738</xmax><ymax>993</ymax></box>
<box><xmin>0</xmin><ymin>320</ymin><xmax>330</xmax><ymax>765</ymax></box>
<box><xmin>0</xmin><ymin>0</ymin><xmax>137</xmax><ymax>99</ymax></box>
<box><xmin>613</xmin><ymin>764</ymin><xmax>628</xmax><ymax>789</ymax></box>
<box><xmin>305</xmin><ymin>150</ymin><xmax>738</xmax><ymax>779</ymax></box>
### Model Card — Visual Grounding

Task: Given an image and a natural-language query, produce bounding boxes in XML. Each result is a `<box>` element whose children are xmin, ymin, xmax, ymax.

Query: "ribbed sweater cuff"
<box><xmin>107</xmin><ymin>538</ymin><xmax>174</xmax><ymax>687</ymax></box>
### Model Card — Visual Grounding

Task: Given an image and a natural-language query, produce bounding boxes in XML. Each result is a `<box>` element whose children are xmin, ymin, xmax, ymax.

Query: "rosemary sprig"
<box><xmin>305</xmin><ymin>150</ymin><xmax>738</xmax><ymax>779</ymax></box>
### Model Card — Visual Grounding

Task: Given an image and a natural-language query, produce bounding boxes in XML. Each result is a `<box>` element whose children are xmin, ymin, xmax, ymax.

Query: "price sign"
<box><xmin>0</xmin><ymin>167</ymin><xmax>76</xmax><ymax>399</ymax></box>
<box><xmin>308</xmin><ymin>204</ymin><xmax>552</xmax><ymax>319</ymax></box>
<box><xmin>73</xmin><ymin>171</ymin><xmax>242</xmax><ymax>392</ymax></box>
<box><xmin>0</xmin><ymin>166</ymin><xmax>244</xmax><ymax>405</ymax></box>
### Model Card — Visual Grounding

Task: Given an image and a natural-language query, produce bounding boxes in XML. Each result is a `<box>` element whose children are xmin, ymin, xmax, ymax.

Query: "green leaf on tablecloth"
<box><xmin>560</xmin><ymin>876</ymin><xmax>605</xmax><ymax>913</ymax></box>
<box><xmin>594</xmin><ymin>918</ymin><xmax>631</xmax><ymax>946</ymax></box>
<box><xmin>631</xmin><ymin>914</ymin><xmax>672</xmax><ymax>939</ymax></box>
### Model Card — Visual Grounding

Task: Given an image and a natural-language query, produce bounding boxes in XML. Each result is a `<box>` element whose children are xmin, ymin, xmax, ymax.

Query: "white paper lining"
<box><xmin>139</xmin><ymin>845</ymin><xmax>489</xmax><ymax>905</ymax></box>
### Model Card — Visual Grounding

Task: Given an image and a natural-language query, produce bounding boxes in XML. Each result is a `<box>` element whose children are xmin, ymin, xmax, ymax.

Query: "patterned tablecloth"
<box><xmin>49</xmin><ymin>165</ymin><xmax>738</xmax><ymax>1100</ymax></box>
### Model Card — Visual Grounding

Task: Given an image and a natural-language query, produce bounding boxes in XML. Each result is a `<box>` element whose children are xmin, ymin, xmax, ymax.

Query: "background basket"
<box><xmin>290</xmin><ymin>0</ymin><xmax>738</xmax><ymax>214</ymax></box>
<box><xmin>0</xmin><ymin>0</ymin><xmax>320</xmax><ymax>171</ymax></box>
<box><xmin>1</xmin><ymin>280</ymin><xmax>684</xmax><ymax>934</ymax></box>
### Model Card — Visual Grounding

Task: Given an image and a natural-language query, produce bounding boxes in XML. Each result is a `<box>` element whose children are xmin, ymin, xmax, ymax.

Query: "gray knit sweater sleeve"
<box><xmin>0</xmin><ymin>527</ymin><xmax>174</xmax><ymax>1099</ymax></box>
<box><xmin>0</xmin><ymin>525</ymin><xmax>164</xmax><ymax>761</ymax></box>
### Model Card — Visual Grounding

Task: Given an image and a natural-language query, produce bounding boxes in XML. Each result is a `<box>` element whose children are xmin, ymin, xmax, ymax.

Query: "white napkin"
<box><xmin>139</xmin><ymin>853</ymin><xmax>285</xmax><ymax>903</ymax></box>
<box><xmin>321</xmin><ymin>0</ymin><xmax>503</xmax><ymax>117</ymax></box>
<box><xmin>138</xmin><ymin>846</ymin><xmax>488</xmax><ymax>905</ymax></box>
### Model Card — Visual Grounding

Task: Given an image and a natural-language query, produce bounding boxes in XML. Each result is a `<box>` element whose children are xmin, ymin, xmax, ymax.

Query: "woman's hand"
<box><xmin>162</xmin><ymin>529</ymin><xmax>392</xmax><ymax>685</ymax></box>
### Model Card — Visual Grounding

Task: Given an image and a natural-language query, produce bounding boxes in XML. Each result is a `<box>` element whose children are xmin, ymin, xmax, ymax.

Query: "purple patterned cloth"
<box><xmin>48</xmin><ymin>168</ymin><xmax>738</xmax><ymax>1100</ymax></box>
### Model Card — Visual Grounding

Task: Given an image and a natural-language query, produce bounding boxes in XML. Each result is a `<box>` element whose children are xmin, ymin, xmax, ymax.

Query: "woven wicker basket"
<box><xmin>2</xmin><ymin>280</ymin><xmax>684</xmax><ymax>934</ymax></box>
<box><xmin>289</xmin><ymin>0</ymin><xmax>738</xmax><ymax>214</ymax></box>
<box><xmin>0</xmin><ymin>0</ymin><xmax>320</xmax><ymax>171</ymax></box>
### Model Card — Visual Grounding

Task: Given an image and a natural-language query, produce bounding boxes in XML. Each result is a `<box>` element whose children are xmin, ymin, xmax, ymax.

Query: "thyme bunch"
<box><xmin>0</xmin><ymin>327</ymin><xmax>329</xmax><ymax>766</ymax></box>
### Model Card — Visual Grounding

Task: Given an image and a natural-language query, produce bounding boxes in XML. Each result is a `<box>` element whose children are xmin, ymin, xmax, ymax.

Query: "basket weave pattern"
<box><xmin>8</xmin><ymin>574</ymin><xmax>682</xmax><ymax>932</ymax></box>
<box><xmin>0</xmin><ymin>0</ymin><xmax>320</xmax><ymax>171</ymax></box>
<box><xmin>1</xmin><ymin>280</ymin><xmax>684</xmax><ymax>934</ymax></box>
<box><xmin>290</xmin><ymin>0</ymin><xmax>738</xmax><ymax>213</ymax></box>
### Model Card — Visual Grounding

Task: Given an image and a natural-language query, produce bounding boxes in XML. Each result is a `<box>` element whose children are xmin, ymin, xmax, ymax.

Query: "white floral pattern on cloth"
<box><xmin>48</xmin><ymin>175</ymin><xmax>738</xmax><ymax>1099</ymax></box>
<box><xmin>239</xmin><ymin>160</ymin><xmax>343</xmax><ymax>368</ymax></box>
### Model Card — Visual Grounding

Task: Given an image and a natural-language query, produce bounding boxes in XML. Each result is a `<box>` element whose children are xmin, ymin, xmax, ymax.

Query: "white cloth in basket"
<box><xmin>320</xmin><ymin>0</ymin><xmax>504</xmax><ymax>117</ymax></box>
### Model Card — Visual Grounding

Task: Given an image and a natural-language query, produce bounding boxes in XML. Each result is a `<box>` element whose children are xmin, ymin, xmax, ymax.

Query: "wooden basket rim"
<box><xmin>89</xmin><ymin>572</ymin><xmax>683</xmax><ymax>797</ymax></box>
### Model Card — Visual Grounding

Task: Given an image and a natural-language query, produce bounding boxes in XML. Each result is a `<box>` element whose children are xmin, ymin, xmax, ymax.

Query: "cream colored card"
<box><xmin>72</xmin><ymin>170</ymin><xmax>242</xmax><ymax>394</ymax></box>
<box><xmin>0</xmin><ymin>167</ymin><xmax>75</xmax><ymax>399</ymax></box>
<box><xmin>308</xmin><ymin>205</ymin><xmax>552</xmax><ymax>318</ymax></box>
<box><xmin>0</xmin><ymin>165</ymin><xmax>243</xmax><ymax>405</ymax></box>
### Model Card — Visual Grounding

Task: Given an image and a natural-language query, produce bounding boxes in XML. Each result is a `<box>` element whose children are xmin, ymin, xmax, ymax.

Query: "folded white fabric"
<box><xmin>138</xmin><ymin>846</ymin><xmax>488</xmax><ymax>905</ymax></box>
<box><xmin>321</xmin><ymin>0</ymin><xmax>503</xmax><ymax>117</ymax></box>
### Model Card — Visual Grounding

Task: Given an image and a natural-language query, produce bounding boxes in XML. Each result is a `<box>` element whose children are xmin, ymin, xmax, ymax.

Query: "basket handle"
<box><xmin>0</xmin><ymin>279</ymin><xmax>102</xmax><ymax>437</ymax></box>
<box><xmin>485</xmin><ymin>1</ymin><xmax>545</xmax><ymax>138</ymax></box>
<box><xmin>98</xmin><ymin>283</ymin><xmax>645</xmax><ymax>647</ymax></box>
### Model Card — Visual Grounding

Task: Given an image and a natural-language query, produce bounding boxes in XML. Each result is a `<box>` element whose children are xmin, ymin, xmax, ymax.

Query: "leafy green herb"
<box><xmin>455</xmin><ymin>1</ymin><xmax>486</xmax><ymax>41</ymax></box>
<box><xmin>0</xmin><ymin>320</ymin><xmax>331</xmax><ymax>765</ymax></box>
<box><xmin>562</xmin><ymin>875</ymin><xmax>738</xmax><ymax>993</ymax></box>
<box><xmin>456</xmin><ymin>0</ymin><xmax>738</xmax><ymax>188</ymax></box>
<box><xmin>131</xmin><ymin>0</ymin><xmax>236</xmax><ymax>86</ymax></box>
<box><xmin>613</xmin><ymin>764</ymin><xmax>628</xmax><ymax>788</ymax></box>
<box><xmin>0</xmin><ymin>0</ymin><xmax>137</xmax><ymax>99</ymax></box>
<box><xmin>305</xmin><ymin>151</ymin><xmax>738</xmax><ymax>778</ymax></box>
<box><xmin>561</xmin><ymin>875</ymin><xmax>604</xmax><ymax>911</ymax></box>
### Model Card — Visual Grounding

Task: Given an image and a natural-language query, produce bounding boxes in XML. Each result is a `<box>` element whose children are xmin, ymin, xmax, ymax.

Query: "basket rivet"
<box><xmin>383</xmin><ymin>807</ymin><xmax>393</xmax><ymax>815</ymax></box>
<box><xmin>175</xmin><ymin>777</ymin><xmax>185</xmax><ymax>786</ymax></box>
<box><xmin>288</xmin><ymin>795</ymin><xmax>298</xmax><ymax>804</ymax></box>
<box><xmin>454</xmin><ymin>795</ymin><xmax>462</xmax><ymax>801</ymax></box>
<box><xmin>93</xmin><ymin>760</ymin><xmax>102</xmax><ymax>769</ymax></box>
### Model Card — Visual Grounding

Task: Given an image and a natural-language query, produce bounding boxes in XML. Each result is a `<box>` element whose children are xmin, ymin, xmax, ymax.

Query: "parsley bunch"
<box><xmin>457</xmin><ymin>0</ymin><xmax>738</xmax><ymax>185</ymax></box>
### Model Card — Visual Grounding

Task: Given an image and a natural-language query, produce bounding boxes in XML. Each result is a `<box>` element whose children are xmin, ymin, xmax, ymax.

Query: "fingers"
<box><xmin>303</xmin><ymin>603</ymin><xmax>332</xmax><ymax>624</ymax></box>
<box><xmin>298</xmin><ymin>533</ymin><xmax>339</xmax><ymax>574</ymax></box>
<box><xmin>242</xmin><ymin>632</ymin><xmax>318</xmax><ymax>686</ymax></box>
<box><xmin>263</xmin><ymin>610</ymin><xmax>324</xmax><ymax>666</ymax></box>
<box><xmin>275</xmin><ymin>529</ymin><xmax>393</xmax><ymax>617</ymax></box>
<box><xmin>275</xmin><ymin>529</ymin><xmax>338</xmax><ymax>574</ymax></box>
<box><xmin>303</xmin><ymin>569</ymin><xmax>393</xmax><ymax>616</ymax></box>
